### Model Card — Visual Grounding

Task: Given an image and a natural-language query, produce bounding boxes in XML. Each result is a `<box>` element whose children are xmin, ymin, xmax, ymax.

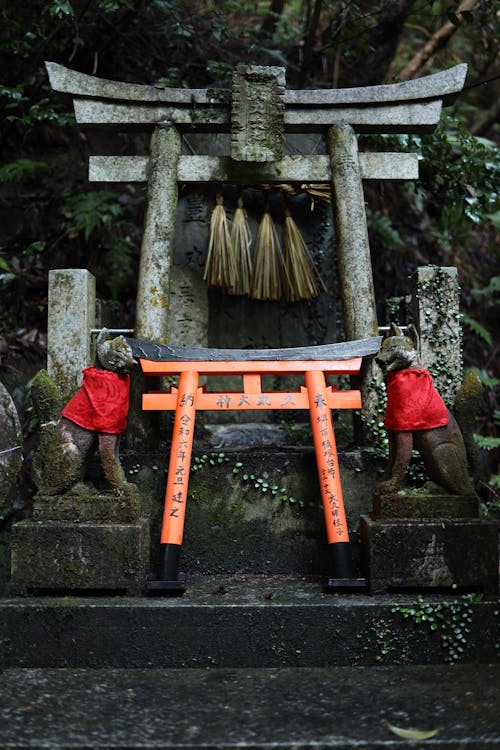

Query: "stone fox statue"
<box><xmin>374</xmin><ymin>324</ymin><xmax>481</xmax><ymax>496</ymax></box>
<box><xmin>32</xmin><ymin>329</ymin><xmax>137</xmax><ymax>495</ymax></box>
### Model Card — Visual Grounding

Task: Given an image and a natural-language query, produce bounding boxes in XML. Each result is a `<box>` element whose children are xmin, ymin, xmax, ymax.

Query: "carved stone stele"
<box><xmin>231</xmin><ymin>64</ymin><xmax>285</xmax><ymax>162</ymax></box>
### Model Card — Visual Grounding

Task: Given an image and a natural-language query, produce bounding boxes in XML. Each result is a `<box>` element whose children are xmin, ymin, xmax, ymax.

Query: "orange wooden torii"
<box><xmin>127</xmin><ymin>336</ymin><xmax>382</xmax><ymax>593</ymax></box>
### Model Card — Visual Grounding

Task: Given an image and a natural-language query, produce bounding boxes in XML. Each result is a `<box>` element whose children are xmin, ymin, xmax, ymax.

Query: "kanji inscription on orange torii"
<box><xmin>126</xmin><ymin>336</ymin><xmax>382</xmax><ymax>592</ymax></box>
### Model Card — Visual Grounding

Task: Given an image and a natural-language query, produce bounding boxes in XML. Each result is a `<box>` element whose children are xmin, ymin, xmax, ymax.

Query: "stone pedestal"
<box><xmin>361</xmin><ymin>491</ymin><xmax>498</xmax><ymax>595</ymax></box>
<box><xmin>10</xmin><ymin>491</ymin><xmax>149</xmax><ymax>596</ymax></box>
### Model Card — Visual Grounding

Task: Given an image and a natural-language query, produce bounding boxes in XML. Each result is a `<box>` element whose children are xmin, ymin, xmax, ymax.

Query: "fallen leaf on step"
<box><xmin>385</xmin><ymin>720</ymin><xmax>439</xmax><ymax>740</ymax></box>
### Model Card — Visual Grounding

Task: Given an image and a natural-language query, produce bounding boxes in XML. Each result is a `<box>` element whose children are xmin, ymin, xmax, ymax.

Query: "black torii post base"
<box><xmin>324</xmin><ymin>541</ymin><xmax>366</xmax><ymax>591</ymax></box>
<box><xmin>147</xmin><ymin>543</ymin><xmax>187</xmax><ymax>595</ymax></box>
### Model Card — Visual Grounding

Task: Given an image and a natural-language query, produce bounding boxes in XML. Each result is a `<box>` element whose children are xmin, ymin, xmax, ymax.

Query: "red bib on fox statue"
<box><xmin>385</xmin><ymin>368</ymin><xmax>449</xmax><ymax>431</ymax></box>
<box><xmin>62</xmin><ymin>366</ymin><xmax>130</xmax><ymax>434</ymax></box>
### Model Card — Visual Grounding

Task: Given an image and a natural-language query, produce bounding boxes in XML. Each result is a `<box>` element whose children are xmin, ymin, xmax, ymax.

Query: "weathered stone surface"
<box><xmin>135</xmin><ymin>448</ymin><xmax>377</xmax><ymax>578</ymax></box>
<box><xmin>0</xmin><ymin>380</ymin><xmax>22</xmax><ymax>518</ymax></box>
<box><xmin>33</xmin><ymin>490</ymin><xmax>140</xmax><ymax>523</ymax></box>
<box><xmin>47</xmin><ymin>269</ymin><xmax>96</xmax><ymax>401</ymax></box>
<box><xmin>361</xmin><ymin>515</ymin><xmax>498</xmax><ymax>595</ymax></box>
<box><xmin>47</xmin><ymin>61</ymin><xmax>467</xmax><ymax>106</ymax></box>
<box><xmin>1</xmin><ymin>583</ymin><xmax>499</xmax><ymax>668</ymax></box>
<box><xmin>135</xmin><ymin>125</ymin><xmax>180</xmax><ymax>344</ymax></box>
<box><xmin>10</xmin><ymin>519</ymin><xmax>149</xmax><ymax>595</ymax></box>
<box><xmin>127</xmin><ymin>336</ymin><xmax>381</xmax><ymax>362</ymax></box>
<box><xmin>328</xmin><ymin>124</ymin><xmax>378</xmax><ymax>343</ymax></box>
<box><xmin>89</xmin><ymin>152</ymin><xmax>419</xmax><ymax>183</ymax></box>
<box><xmin>73</xmin><ymin>97</ymin><xmax>444</xmax><ymax>133</ymax></box>
<box><xmin>328</xmin><ymin>122</ymin><xmax>379</xmax><ymax>430</ymax></box>
<box><xmin>0</xmin><ymin>662</ymin><xmax>498</xmax><ymax>748</ymax></box>
<box><xmin>168</xmin><ymin>265</ymin><xmax>208</xmax><ymax>347</ymax></box>
<box><xmin>372</xmin><ymin>491</ymin><xmax>479</xmax><ymax>520</ymax></box>
<box><xmin>412</xmin><ymin>266</ymin><xmax>462</xmax><ymax>404</ymax></box>
<box><xmin>231</xmin><ymin>64</ymin><xmax>285</xmax><ymax>162</ymax></box>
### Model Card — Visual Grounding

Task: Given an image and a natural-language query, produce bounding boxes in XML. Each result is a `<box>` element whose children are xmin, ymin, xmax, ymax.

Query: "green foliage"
<box><xmin>392</xmin><ymin>590</ymin><xmax>484</xmax><ymax>664</ymax></box>
<box><xmin>416</xmin><ymin>118</ymin><xmax>499</xmax><ymax>242</ymax></box>
<box><xmin>61</xmin><ymin>190</ymin><xmax>142</xmax><ymax>299</ymax></box>
<box><xmin>0</xmin><ymin>158</ymin><xmax>48</xmax><ymax>183</ymax></box>
<box><xmin>62</xmin><ymin>191</ymin><xmax>126</xmax><ymax>241</ymax></box>
<box><xmin>191</xmin><ymin>453</ymin><xmax>307</xmax><ymax>508</ymax></box>
<box><xmin>461</xmin><ymin>314</ymin><xmax>493</xmax><ymax>347</ymax></box>
<box><xmin>42</xmin><ymin>1</ymin><xmax>74</xmax><ymax>18</ymax></box>
<box><xmin>366</xmin><ymin>208</ymin><xmax>404</xmax><ymax>249</ymax></box>
<box><xmin>0</xmin><ymin>250</ymin><xmax>16</xmax><ymax>285</ymax></box>
<box><xmin>470</xmin><ymin>276</ymin><xmax>500</xmax><ymax>306</ymax></box>
<box><xmin>473</xmin><ymin>434</ymin><xmax>500</xmax><ymax>451</ymax></box>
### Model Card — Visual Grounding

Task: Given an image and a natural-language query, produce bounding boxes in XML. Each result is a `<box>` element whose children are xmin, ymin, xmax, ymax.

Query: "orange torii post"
<box><xmin>130</xmin><ymin>337</ymin><xmax>382</xmax><ymax>593</ymax></box>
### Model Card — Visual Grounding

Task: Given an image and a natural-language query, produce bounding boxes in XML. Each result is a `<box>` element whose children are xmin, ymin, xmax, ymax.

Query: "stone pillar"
<box><xmin>327</xmin><ymin>123</ymin><xmax>379</xmax><ymax>430</ymax></box>
<box><xmin>412</xmin><ymin>266</ymin><xmax>462</xmax><ymax>405</ymax></box>
<box><xmin>47</xmin><ymin>269</ymin><xmax>96</xmax><ymax>401</ymax></box>
<box><xmin>129</xmin><ymin>124</ymin><xmax>181</xmax><ymax>448</ymax></box>
<box><xmin>0</xmin><ymin>381</ymin><xmax>22</xmax><ymax>522</ymax></box>
<box><xmin>135</xmin><ymin>124</ymin><xmax>181</xmax><ymax>343</ymax></box>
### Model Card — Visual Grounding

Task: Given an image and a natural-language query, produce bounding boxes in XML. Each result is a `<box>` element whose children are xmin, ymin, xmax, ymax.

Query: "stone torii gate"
<box><xmin>45</xmin><ymin>61</ymin><xmax>467</xmax><ymax>415</ymax></box>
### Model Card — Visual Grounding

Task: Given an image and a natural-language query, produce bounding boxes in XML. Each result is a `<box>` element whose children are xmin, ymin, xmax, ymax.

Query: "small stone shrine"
<box><xmin>9</xmin><ymin>60</ymin><xmax>497</xmax><ymax>596</ymax></box>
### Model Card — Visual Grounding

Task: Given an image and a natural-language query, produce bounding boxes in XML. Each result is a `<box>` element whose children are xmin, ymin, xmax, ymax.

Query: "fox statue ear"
<box><xmin>407</xmin><ymin>323</ymin><xmax>420</xmax><ymax>351</ymax></box>
<box><xmin>96</xmin><ymin>327</ymin><xmax>111</xmax><ymax>366</ymax></box>
<box><xmin>388</xmin><ymin>322</ymin><xmax>404</xmax><ymax>337</ymax></box>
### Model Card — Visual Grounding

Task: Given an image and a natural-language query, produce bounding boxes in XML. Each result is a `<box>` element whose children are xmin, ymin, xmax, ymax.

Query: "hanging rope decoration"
<box><xmin>229</xmin><ymin>193</ymin><xmax>253</xmax><ymax>296</ymax></box>
<box><xmin>203</xmin><ymin>191</ymin><xmax>238</xmax><ymax>294</ymax></box>
<box><xmin>250</xmin><ymin>190</ymin><xmax>291</xmax><ymax>301</ymax></box>
<box><xmin>203</xmin><ymin>184</ymin><xmax>329</xmax><ymax>301</ymax></box>
<box><xmin>283</xmin><ymin>195</ymin><xmax>327</xmax><ymax>302</ymax></box>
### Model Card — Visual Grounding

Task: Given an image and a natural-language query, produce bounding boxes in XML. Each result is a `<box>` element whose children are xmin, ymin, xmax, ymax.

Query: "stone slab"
<box><xmin>1</xmin><ymin>577</ymin><xmax>498</xmax><ymax>668</ymax></box>
<box><xmin>89</xmin><ymin>153</ymin><xmax>419</xmax><ymax>183</ymax></box>
<box><xmin>10</xmin><ymin>519</ymin><xmax>149</xmax><ymax>596</ymax></box>
<box><xmin>32</xmin><ymin>491</ymin><xmax>141</xmax><ymax>523</ymax></box>
<box><xmin>0</xmin><ymin>663</ymin><xmax>498</xmax><ymax>748</ymax></box>
<box><xmin>0</xmin><ymin>380</ymin><xmax>22</xmax><ymax>518</ymax></box>
<box><xmin>47</xmin><ymin>269</ymin><xmax>95</xmax><ymax>401</ymax></box>
<box><xmin>46</xmin><ymin>61</ymin><xmax>467</xmax><ymax>106</ymax></box>
<box><xmin>73</xmin><ymin>97</ymin><xmax>443</xmax><ymax>133</ymax></box>
<box><xmin>361</xmin><ymin>515</ymin><xmax>498</xmax><ymax>595</ymax></box>
<box><xmin>372</xmin><ymin>492</ymin><xmax>480</xmax><ymax>520</ymax></box>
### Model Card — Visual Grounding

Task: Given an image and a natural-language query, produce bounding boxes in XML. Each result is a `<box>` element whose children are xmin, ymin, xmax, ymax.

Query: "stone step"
<box><xmin>0</xmin><ymin>664</ymin><xmax>498</xmax><ymax>748</ymax></box>
<box><xmin>1</xmin><ymin>576</ymin><xmax>498</xmax><ymax>668</ymax></box>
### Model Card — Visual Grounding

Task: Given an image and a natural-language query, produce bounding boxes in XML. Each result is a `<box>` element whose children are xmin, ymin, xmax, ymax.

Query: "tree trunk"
<box><xmin>298</xmin><ymin>0</ymin><xmax>323</xmax><ymax>88</ymax></box>
<box><xmin>260</xmin><ymin>0</ymin><xmax>286</xmax><ymax>37</ymax></box>
<box><xmin>398</xmin><ymin>0</ymin><xmax>477</xmax><ymax>81</ymax></box>
<box><xmin>361</xmin><ymin>0</ymin><xmax>416</xmax><ymax>86</ymax></box>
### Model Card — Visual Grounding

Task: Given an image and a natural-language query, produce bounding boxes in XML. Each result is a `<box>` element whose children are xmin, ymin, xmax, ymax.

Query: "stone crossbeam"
<box><xmin>88</xmin><ymin>153</ymin><xmax>418</xmax><ymax>183</ymax></box>
<box><xmin>47</xmin><ymin>62</ymin><xmax>466</xmax><ymax>135</ymax></box>
<box><xmin>73</xmin><ymin>99</ymin><xmax>442</xmax><ymax>133</ymax></box>
<box><xmin>46</xmin><ymin>61</ymin><xmax>466</xmax><ymax>106</ymax></box>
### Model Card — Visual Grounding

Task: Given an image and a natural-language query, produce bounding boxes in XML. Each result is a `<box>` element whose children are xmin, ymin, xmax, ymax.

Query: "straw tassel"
<box><xmin>229</xmin><ymin>194</ymin><xmax>253</xmax><ymax>296</ymax></box>
<box><xmin>250</xmin><ymin>193</ymin><xmax>290</xmax><ymax>301</ymax></box>
<box><xmin>203</xmin><ymin>192</ymin><xmax>238</xmax><ymax>293</ymax></box>
<box><xmin>283</xmin><ymin>198</ymin><xmax>327</xmax><ymax>302</ymax></box>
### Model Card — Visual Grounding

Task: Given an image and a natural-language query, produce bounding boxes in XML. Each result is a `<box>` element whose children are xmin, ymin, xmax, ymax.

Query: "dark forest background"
<box><xmin>0</xmin><ymin>0</ymin><xmax>498</xmax><ymax>490</ymax></box>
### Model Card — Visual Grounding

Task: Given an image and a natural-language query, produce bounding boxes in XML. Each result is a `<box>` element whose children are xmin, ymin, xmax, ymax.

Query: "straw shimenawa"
<box><xmin>250</xmin><ymin>196</ymin><xmax>290</xmax><ymax>301</ymax></box>
<box><xmin>283</xmin><ymin>201</ymin><xmax>327</xmax><ymax>302</ymax></box>
<box><xmin>229</xmin><ymin>194</ymin><xmax>253</xmax><ymax>296</ymax></box>
<box><xmin>203</xmin><ymin>193</ymin><xmax>238</xmax><ymax>293</ymax></box>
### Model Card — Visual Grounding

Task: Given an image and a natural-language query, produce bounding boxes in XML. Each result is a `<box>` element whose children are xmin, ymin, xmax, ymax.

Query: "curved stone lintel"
<box><xmin>45</xmin><ymin>60</ymin><xmax>467</xmax><ymax>107</ymax></box>
<box><xmin>124</xmin><ymin>336</ymin><xmax>383</xmax><ymax>362</ymax></box>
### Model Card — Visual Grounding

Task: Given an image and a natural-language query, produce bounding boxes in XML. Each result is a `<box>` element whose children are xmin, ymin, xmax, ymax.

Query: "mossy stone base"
<box><xmin>33</xmin><ymin>488</ymin><xmax>140</xmax><ymax>523</ymax></box>
<box><xmin>372</xmin><ymin>491</ymin><xmax>479</xmax><ymax>520</ymax></box>
<box><xmin>10</xmin><ymin>519</ymin><xmax>149</xmax><ymax>596</ymax></box>
<box><xmin>360</xmin><ymin>515</ymin><xmax>498</xmax><ymax>595</ymax></box>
